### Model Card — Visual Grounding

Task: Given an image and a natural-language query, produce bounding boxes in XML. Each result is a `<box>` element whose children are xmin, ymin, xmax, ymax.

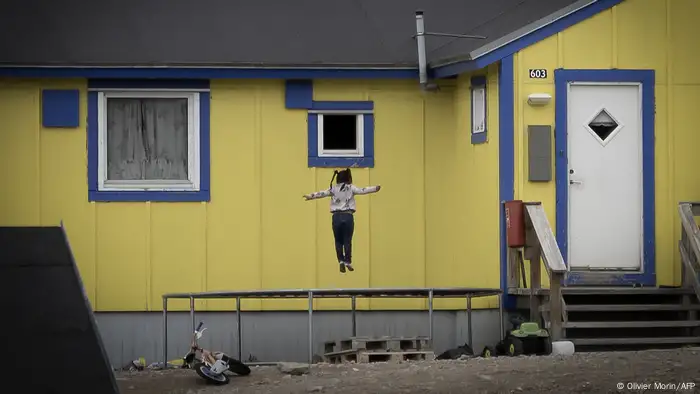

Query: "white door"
<box><xmin>567</xmin><ymin>83</ymin><xmax>643</xmax><ymax>270</ymax></box>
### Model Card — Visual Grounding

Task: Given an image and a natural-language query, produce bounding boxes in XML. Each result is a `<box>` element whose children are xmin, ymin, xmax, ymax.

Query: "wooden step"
<box><xmin>540</xmin><ymin>303</ymin><xmax>700</xmax><ymax>312</ymax></box>
<box><xmin>569</xmin><ymin>336</ymin><xmax>700</xmax><ymax>346</ymax></box>
<box><xmin>563</xmin><ymin>320</ymin><xmax>700</xmax><ymax>329</ymax></box>
<box><xmin>510</xmin><ymin>287</ymin><xmax>695</xmax><ymax>296</ymax></box>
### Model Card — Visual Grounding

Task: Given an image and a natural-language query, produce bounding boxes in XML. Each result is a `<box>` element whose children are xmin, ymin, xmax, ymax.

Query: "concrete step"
<box><xmin>569</xmin><ymin>336</ymin><xmax>700</xmax><ymax>346</ymax></box>
<box><xmin>563</xmin><ymin>320</ymin><xmax>700</xmax><ymax>329</ymax></box>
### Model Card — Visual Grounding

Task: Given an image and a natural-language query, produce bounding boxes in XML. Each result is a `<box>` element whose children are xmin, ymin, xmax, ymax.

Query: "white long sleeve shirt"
<box><xmin>306</xmin><ymin>183</ymin><xmax>380</xmax><ymax>213</ymax></box>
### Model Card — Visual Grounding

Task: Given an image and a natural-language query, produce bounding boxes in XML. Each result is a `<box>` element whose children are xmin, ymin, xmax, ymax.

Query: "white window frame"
<box><xmin>471</xmin><ymin>85</ymin><xmax>486</xmax><ymax>134</ymax></box>
<box><xmin>96</xmin><ymin>91</ymin><xmax>201</xmax><ymax>192</ymax></box>
<box><xmin>316</xmin><ymin>112</ymin><xmax>365</xmax><ymax>158</ymax></box>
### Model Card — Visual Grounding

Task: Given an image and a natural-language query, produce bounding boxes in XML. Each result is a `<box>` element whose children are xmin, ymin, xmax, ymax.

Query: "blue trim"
<box><xmin>41</xmin><ymin>89</ymin><xmax>80</xmax><ymax>128</ymax></box>
<box><xmin>432</xmin><ymin>0</ymin><xmax>625</xmax><ymax>79</ymax></box>
<box><xmin>498</xmin><ymin>56</ymin><xmax>516</xmax><ymax>310</ymax></box>
<box><xmin>311</xmin><ymin>101</ymin><xmax>374</xmax><ymax>111</ymax></box>
<box><xmin>307</xmin><ymin>112</ymin><xmax>375</xmax><ymax>168</ymax></box>
<box><xmin>87</xmin><ymin>81</ymin><xmax>211</xmax><ymax>202</ymax></box>
<box><xmin>471</xmin><ymin>76</ymin><xmax>487</xmax><ymax>86</ymax></box>
<box><xmin>285</xmin><ymin>80</ymin><xmax>313</xmax><ymax>109</ymax></box>
<box><xmin>287</xmin><ymin>81</ymin><xmax>376</xmax><ymax>168</ymax></box>
<box><xmin>0</xmin><ymin>67</ymin><xmax>418</xmax><ymax>80</ymax></box>
<box><xmin>554</xmin><ymin>69</ymin><xmax>656</xmax><ymax>286</ymax></box>
<box><xmin>470</xmin><ymin>75</ymin><xmax>488</xmax><ymax>145</ymax></box>
<box><xmin>87</xmin><ymin>79</ymin><xmax>210</xmax><ymax>90</ymax></box>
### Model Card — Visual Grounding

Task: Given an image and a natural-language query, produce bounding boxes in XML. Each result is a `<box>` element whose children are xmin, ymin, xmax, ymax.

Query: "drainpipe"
<box><xmin>415</xmin><ymin>10</ymin><xmax>428</xmax><ymax>87</ymax></box>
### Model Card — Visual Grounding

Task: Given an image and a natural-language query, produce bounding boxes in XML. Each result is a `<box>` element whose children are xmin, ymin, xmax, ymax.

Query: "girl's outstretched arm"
<box><xmin>303</xmin><ymin>189</ymin><xmax>331</xmax><ymax>200</ymax></box>
<box><xmin>351</xmin><ymin>185</ymin><xmax>381</xmax><ymax>195</ymax></box>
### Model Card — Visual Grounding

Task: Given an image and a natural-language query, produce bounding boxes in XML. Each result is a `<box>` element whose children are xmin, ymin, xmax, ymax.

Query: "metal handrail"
<box><xmin>162</xmin><ymin>287</ymin><xmax>503</xmax><ymax>366</ymax></box>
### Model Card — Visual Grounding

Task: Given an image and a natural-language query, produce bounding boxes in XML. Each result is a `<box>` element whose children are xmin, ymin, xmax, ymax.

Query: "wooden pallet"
<box><xmin>324</xmin><ymin>349</ymin><xmax>435</xmax><ymax>364</ymax></box>
<box><xmin>323</xmin><ymin>336</ymin><xmax>432</xmax><ymax>354</ymax></box>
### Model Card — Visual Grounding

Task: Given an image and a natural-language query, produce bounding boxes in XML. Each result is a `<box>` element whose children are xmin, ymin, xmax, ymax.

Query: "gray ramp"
<box><xmin>0</xmin><ymin>226</ymin><xmax>119</xmax><ymax>394</ymax></box>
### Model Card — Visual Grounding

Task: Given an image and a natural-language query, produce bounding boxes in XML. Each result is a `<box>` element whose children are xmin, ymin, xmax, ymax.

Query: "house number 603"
<box><xmin>529</xmin><ymin>69</ymin><xmax>547</xmax><ymax>79</ymax></box>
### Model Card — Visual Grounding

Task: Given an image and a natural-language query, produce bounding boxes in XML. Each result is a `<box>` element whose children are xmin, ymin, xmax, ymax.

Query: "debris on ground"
<box><xmin>436</xmin><ymin>343</ymin><xmax>474</xmax><ymax>360</ymax></box>
<box><xmin>277</xmin><ymin>362</ymin><xmax>311</xmax><ymax>375</ymax></box>
<box><xmin>116</xmin><ymin>348</ymin><xmax>700</xmax><ymax>394</ymax></box>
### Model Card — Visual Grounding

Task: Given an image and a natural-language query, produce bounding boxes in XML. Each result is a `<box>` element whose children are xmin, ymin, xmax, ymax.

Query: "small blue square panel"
<box><xmin>42</xmin><ymin>89</ymin><xmax>80</xmax><ymax>128</ymax></box>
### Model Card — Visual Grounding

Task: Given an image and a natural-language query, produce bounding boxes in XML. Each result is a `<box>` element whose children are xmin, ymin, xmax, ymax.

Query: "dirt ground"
<box><xmin>116</xmin><ymin>348</ymin><xmax>700</xmax><ymax>394</ymax></box>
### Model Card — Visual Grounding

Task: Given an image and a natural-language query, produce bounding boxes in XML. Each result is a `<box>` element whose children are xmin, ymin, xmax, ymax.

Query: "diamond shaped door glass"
<box><xmin>586</xmin><ymin>108</ymin><xmax>620</xmax><ymax>144</ymax></box>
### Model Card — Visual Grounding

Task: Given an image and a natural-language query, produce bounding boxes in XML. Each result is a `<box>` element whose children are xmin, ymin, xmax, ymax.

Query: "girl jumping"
<box><xmin>303</xmin><ymin>168</ymin><xmax>381</xmax><ymax>273</ymax></box>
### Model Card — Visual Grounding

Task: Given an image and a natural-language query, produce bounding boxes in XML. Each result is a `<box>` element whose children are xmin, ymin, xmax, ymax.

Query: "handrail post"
<box><xmin>189</xmin><ymin>296</ymin><xmax>195</xmax><ymax>334</ymax></box>
<box><xmin>162</xmin><ymin>297</ymin><xmax>168</xmax><ymax>369</ymax></box>
<box><xmin>351</xmin><ymin>296</ymin><xmax>357</xmax><ymax>337</ymax></box>
<box><xmin>236</xmin><ymin>296</ymin><xmax>242</xmax><ymax>361</ymax></box>
<box><xmin>549</xmin><ymin>273</ymin><xmax>563</xmax><ymax>341</ymax></box>
<box><xmin>428</xmin><ymin>289</ymin><xmax>434</xmax><ymax>345</ymax></box>
<box><xmin>307</xmin><ymin>291</ymin><xmax>314</xmax><ymax>364</ymax></box>
<box><xmin>524</xmin><ymin>221</ymin><xmax>541</xmax><ymax>322</ymax></box>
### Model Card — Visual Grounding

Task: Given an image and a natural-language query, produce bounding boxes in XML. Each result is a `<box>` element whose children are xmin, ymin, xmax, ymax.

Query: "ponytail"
<box><xmin>329</xmin><ymin>170</ymin><xmax>339</xmax><ymax>189</ymax></box>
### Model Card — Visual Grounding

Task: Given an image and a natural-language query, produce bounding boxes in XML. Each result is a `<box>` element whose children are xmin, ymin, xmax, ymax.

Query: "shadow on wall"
<box><xmin>95</xmin><ymin>310</ymin><xmax>504</xmax><ymax>367</ymax></box>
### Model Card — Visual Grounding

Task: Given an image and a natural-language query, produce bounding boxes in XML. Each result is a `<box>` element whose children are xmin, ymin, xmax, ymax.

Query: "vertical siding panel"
<box><xmin>260</xmin><ymin>81</ymin><xmax>316</xmax><ymax>310</ymax></box>
<box><xmin>368</xmin><ymin>87</ymin><xmax>425</xmax><ymax>310</ymax></box>
<box><xmin>206</xmin><ymin>81</ymin><xmax>262</xmax><ymax>311</ymax></box>
<box><xmin>562</xmin><ymin>10</ymin><xmax>614</xmax><ymax>69</ymax></box>
<box><xmin>0</xmin><ymin>82</ymin><xmax>40</xmax><ymax>225</ymax></box>
<box><xmin>96</xmin><ymin>203</ymin><xmax>149</xmax><ymax>311</ymax></box>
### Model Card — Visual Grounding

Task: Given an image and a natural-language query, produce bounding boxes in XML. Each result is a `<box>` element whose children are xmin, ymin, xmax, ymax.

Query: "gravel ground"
<box><xmin>116</xmin><ymin>348</ymin><xmax>700</xmax><ymax>394</ymax></box>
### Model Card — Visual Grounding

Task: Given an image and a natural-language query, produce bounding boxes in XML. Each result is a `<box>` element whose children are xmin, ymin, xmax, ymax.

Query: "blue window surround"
<box><xmin>470</xmin><ymin>75</ymin><xmax>488</xmax><ymax>144</ymax></box>
<box><xmin>432</xmin><ymin>0</ymin><xmax>625</xmax><ymax>79</ymax></box>
<box><xmin>42</xmin><ymin>89</ymin><xmax>81</xmax><ymax>128</ymax></box>
<box><xmin>87</xmin><ymin>79</ymin><xmax>211</xmax><ymax>202</ymax></box>
<box><xmin>285</xmin><ymin>80</ymin><xmax>375</xmax><ymax>168</ymax></box>
<box><xmin>554</xmin><ymin>69</ymin><xmax>656</xmax><ymax>286</ymax></box>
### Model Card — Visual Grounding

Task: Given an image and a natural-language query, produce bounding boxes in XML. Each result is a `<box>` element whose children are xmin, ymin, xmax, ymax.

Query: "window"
<box><xmin>306</xmin><ymin>102</ymin><xmax>374</xmax><ymax>168</ymax></box>
<box><xmin>470</xmin><ymin>76</ymin><xmax>487</xmax><ymax>144</ymax></box>
<box><xmin>87</xmin><ymin>80</ymin><xmax>210</xmax><ymax>202</ymax></box>
<box><xmin>98</xmin><ymin>91</ymin><xmax>200</xmax><ymax>191</ymax></box>
<box><xmin>318</xmin><ymin>113</ymin><xmax>364</xmax><ymax>157</ymax></box>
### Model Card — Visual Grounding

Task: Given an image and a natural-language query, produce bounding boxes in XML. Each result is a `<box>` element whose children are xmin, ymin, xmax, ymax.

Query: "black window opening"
<box><xmin>588</xmin><ymin>109</ymin><xmax>619</xmax><ymax>142</ymax></box>
<box><xmin>322</xmin><ymin>114</ymin><xmax>358</xmax><ymax>151</ymax></box>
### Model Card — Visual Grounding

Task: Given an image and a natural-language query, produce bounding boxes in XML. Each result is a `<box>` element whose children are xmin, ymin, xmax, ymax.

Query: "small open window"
<box><xmin>318</xmin><ymin>113</ymin><xmax>364</xmax><ymax>157</ymax></box>
<box><xmin>470</xmin><ymin>76</ymin><xmax>488</xmax><ymax>144</ymax></box>
<box><xmin>472</xmin><ymin>86</ymin><xmax>486</xmax><ymax>134</ymax></box>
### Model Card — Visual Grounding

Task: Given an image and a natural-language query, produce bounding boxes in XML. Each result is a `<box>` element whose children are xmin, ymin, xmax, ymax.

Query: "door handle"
<box><xmin>569</xmin><ymin>179</ymin><xmax>582</xmax><ymax>185</ymax></box>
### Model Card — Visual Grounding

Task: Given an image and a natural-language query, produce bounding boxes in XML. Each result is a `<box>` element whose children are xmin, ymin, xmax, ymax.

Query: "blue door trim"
<box><xmin>554</xmin><ymin>69</ymin><xmax>656</xmax><ymax>286</ymax></box>
<box><xmin>498</xmin><ymin>55</ymin><xmax>516</xmax><ymax>309</ymax></box>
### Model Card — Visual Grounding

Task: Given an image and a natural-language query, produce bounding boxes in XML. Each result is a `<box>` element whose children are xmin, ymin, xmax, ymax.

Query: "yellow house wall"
<box><xmin>0</xmin><ymin>73</ymin><xmax>500</xmax><ymax>312</ymax></box>
<box><xmin>512</xmin><ymin>0</ymin><xmax>700</xmax><ymax>287</ymax></box>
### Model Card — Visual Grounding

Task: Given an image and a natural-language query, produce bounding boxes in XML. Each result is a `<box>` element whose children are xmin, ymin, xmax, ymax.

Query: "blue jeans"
<box><xmin>332</xmin><ymin>212</ymin><xmax>354</xmax><ymax>263</ymax></box>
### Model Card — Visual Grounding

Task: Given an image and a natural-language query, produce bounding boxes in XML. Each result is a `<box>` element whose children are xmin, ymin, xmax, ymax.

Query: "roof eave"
<box><xmin>0</xmin><ymin>62</ymin><xmax>418</xmax><ymax>70</ymax></box>
<box><xmin>430</xmin><ymin>0</ymin><xmax>606</xmax><ymax>77</ymax></box>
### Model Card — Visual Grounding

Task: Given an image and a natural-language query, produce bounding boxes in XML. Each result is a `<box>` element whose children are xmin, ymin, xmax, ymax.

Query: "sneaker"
<box><xmin>344</xmin><ymin>262</ymin><xmax>354</xmax><ymax>272</ymax></box>
<box><xmin>339</xmin><ymin>262</ymin><xmax>346</xmax><ymax>273</ymax></box>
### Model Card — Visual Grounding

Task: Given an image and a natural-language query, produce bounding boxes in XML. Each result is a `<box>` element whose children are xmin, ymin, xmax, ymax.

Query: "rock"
<box><xmin>307</xmin><ymin>386</ymin><xmax>324</xmax><ymax>392</ymax></box>
<box><xmin>278</xmin><ymin>362</ymin><xmax>310</xmax><ymax>375</ymax></box>
<box><xmin>551</xmin><ymin>341</ymin><xmax>575</xmax><ymax>356</ymax></box>
<box><xmin>458</xmin><ymin>354</ymin><xmax>471</xmax><ymax>360</ymax></box>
